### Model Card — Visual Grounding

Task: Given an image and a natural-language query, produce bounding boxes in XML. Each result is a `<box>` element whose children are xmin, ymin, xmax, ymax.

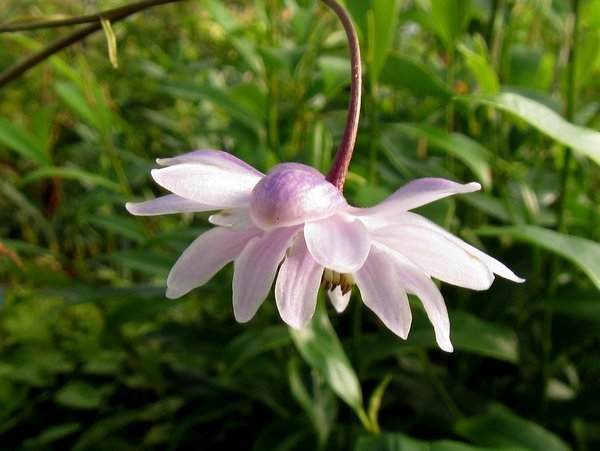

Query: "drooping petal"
<box><xmin>327</xmin><ymin>287</ymin><xmax>352</xmax><ymax>313</ymax></box>
<box><xmin>304</xmin><ymin>214</ymin><xmax>370</xmax><ymax>273</ymax></box>
<box><xmin>354</xmin><ymin>248</ymin><xmax>412</xmax><ymax>339</ymax></box>
<box><xmin>355</xmin><ymin>178</ymin><xmax>481</xmax><ymax>227</ymax></box>
<box><xmin>157</xmin><ymin>149</ymin><xmax>264</xmax><ymax>177</ymax></box>
<box><xmin>275</xmin><ymin>233</ymin><xmax>323</xmax><ymax>328</ymax></box>
<box><xmin>166</xmin><ymin>226</ymin><xmax>262</xmax><ymax>298</ymax></box>
<box><xmin>209</xmin><ymin>208</ymin><xmax>254</xmax><ymax>229</ymax></box>
<box><xmin>151</xmin><ymin>163</ymin><xmax>261</xmax><ymax>208</ymax></box>
<box><xmin>397</xmin><ymin>213</ymin><xmax>524</xmax><ymax>283</ymax></box>
<box><xmin>250</xmin><ymin>163</ymin><xmax>347</xmax><ymax>229</ymax></box>
<box><xmin>388</xmin><ymin>252</ymin><xmax>453</xmax><ymax>352</ymax></box>
<box><xmin>373</xmin><ymin>223</ymin><xmax>495</xmax><ymax>290</ymax></box>
<box><xmin>233</xmin><ymin>226</ymin><xmax>299</xmax><ymax>323</ymax></box>
<box><xmin>126</xmin><ymin>194</ymin><xmax>211</xmax><ymax>216</ymax></box>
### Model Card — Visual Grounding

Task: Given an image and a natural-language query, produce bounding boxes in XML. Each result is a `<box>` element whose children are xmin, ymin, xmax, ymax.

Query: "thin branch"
<box><xmin>321</xmin><ymin>0</ymin><xmax>362</xmax><ymax>192</ymax></box>
<box><xmin>0</xmin><ymin>0</ymin><xmax>186</xmax><ymax>89</ymax></box>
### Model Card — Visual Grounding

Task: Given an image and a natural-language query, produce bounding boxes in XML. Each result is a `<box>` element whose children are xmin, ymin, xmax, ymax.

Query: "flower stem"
<box><xmin>321</xmin><ymin>0</ymin><xmax>362</xmax><ymax>192</ymax></box>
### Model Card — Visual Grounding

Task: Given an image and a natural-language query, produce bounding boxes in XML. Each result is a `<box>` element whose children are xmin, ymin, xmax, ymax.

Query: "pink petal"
<box><xmin>354</xmin><ymin>248</ymin><xmax>412</xmax><ymax>339</ymax></box>
<box><xmin>209</xmin><ymin>208</ymin><xmax>254</xmax><ymax>229</ymax></box>
<box><xmin>157</xmin><ymin>149</ymin><xmax>264</xmax><ymax>177</ymax></box>
<box><xmin>390</xmin><ymin>253</ymin><xmax>453</xmax><ymax>352</ymax></box>
<box><xmin>250</xmin><ymin>163</ymin><xmax>347</xmax><ymax>230</ymax></box>
<box><xmin>327</xmin><ymin>287</ymin><xmax>352</xmax><ymax>313</ymax></box>
<box><xmin>355</xmin><ymin>178</ymin><xmax>480</xmax><ymax>227</ymax></box>
<box><xmin>151</xmin><ymin>163</ymin><xmax>261</xmax><ymax>208</ymax></box>
<box><xmin>398</xmin><ymin>213</ymin><xmax>524</xmax><ymax>283</ymax></box>
<box><xmin>126</xmin><ymin>194</ymin><xmax>211</xmax><ymax>216</ymax></box>
<box><xmin>304</xmin><ymin>214</ymin><xmax>370</xmax><ymax>273</ymax></box>
<box><xmin>233</xmin><ymin>226</ymin><xmax>299</xmax><ymax>323</ymax></box>
<box><xmin>373</xmin><ymin>222</ymin><xmax>494</xmax><ymax>290</ymax></box>
<box><xmin>275</xmin><ymin>233</ymin><xmax>323</xmax><ymax>328</ymax></box>
<box><xmin>166</xmin><ymin>226</ymin><xmax>262</xmax><ymax>298</ymax></box>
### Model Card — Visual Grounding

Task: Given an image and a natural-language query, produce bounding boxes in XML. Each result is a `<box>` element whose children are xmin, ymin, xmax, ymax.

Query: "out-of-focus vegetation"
<box><xmin>1</xmin><ymin>0</ymin><xmax>599</xmax><ymax>449</ymax></box>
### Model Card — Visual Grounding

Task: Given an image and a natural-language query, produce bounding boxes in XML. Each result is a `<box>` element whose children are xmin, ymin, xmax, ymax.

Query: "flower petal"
<box><xmin>151</xmin><ymin>163</ymin><xmax>261</xmax><ymax>208</ymax></box>
<box><xmin>157</xmin><ymin>149</ymin><xmax>264</xmax><ymax>176</ymax></box>
<box><xmin>209</xmin><ymin>208</ymin><xmax>254</xmax><ymax>229</ymax></box>
<box><xmin>355</xmin><ymin>178</ymin><xmax>480</xmax><ymax>227</ymax></box>
<box><xmin>250</xmin><ymin>163</ymin><xmax>347</xmax><ymax>229</ymax></box>
<box><xmin>327</xmin><ymin>287</ymin><xmax>352</xmax><ymax>313</ymax></box>
<box><xmin>275</xmin><ymin>233</ymin><xmax>323</xmax><ymax>328</ymax></box>
<box><xmin>233</xmin><ymin>226</ymin><xmax>299</xmax><ymax>323</ymax></box>
<box><xmin>166</xmin><ymin>226</ymin><xmax>262</xmax><ymax>298</ymax></box>
<box><xmin>126</xmin><ymin>194</ymin><xmax>211</xmax><ymax>216</ymax></box>
<box><xmin>304</xmin><ymin>214</ymin><xmax>370</xmax><ymax>273</ymax></box>
<box><xmin>354</xmin><ymin>248</ymin><xmax>412</xmax><ymax>339</ymax></box>
<box><xmin>373</xmin><ymin>222</ymin><xmax>494</xmax><ymax>290</ymax></box>
<box><xmin>397</xmin><ymin>213</ymin><xmax>524</xmax><ymax>283</ymax></box>
<box><xmin>390</xmin><ymin>253</ymin><xmax>453</xmax><ymax>352</ymax></box>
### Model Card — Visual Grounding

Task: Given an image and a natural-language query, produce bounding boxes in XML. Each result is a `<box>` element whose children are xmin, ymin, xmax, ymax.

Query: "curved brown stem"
<box><xmin>321</xmin><ymin>0</ymin><xmax>362</xmax><ymax>192</ymax></box>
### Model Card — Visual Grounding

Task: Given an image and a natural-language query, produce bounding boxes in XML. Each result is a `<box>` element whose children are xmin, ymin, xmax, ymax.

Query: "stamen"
<box><xmin>322</xmin><ymin>268</ymin><xmax>355</xmax><ymax>295</ymax></box>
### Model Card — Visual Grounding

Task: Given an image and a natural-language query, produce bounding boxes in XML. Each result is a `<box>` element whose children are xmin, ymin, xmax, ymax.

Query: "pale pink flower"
<box><xmin>127</xmin><ymin>150</ymin><xmax>523</xmax><ymax>352</ymax></box>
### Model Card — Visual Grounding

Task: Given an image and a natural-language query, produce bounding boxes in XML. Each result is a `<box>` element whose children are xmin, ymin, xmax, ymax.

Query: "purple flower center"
<box><xmin>249</xmin><ymin>163</ymin><xmax>348</xmax><ymax>230</ymax></box>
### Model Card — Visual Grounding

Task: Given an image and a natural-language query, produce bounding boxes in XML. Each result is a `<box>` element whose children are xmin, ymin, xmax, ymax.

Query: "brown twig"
<box><xmin>0</xmin><ymin>0</ymin><xmax>186</xmax><ymax>89</ymax></box>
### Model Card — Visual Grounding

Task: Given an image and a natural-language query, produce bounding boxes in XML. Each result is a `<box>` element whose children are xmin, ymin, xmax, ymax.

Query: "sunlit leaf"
<box><xmin>456</xmin><ymin>92</ymin><xmax>600</xmax><ymax>166</ymax></box>
<box><xmin>391</xmin><ymin>123</ymin><xmax>492</xmax><ymax>187</ymax></box>
<box><xmin>380</xmin><ymin>55</ymin><xmax>453</xmax><ymax>101</ymax></box>
<box><xmin>54</xmin><ymin>380</ymin><xmax>104</xmax><ymax>410</ymax></box>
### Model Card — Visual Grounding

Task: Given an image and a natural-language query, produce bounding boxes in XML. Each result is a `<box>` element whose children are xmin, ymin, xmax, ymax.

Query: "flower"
<box><xmin>127</xmin><ymin>150</ymin><xmax>524</xmax><ymax>352</ymax></box>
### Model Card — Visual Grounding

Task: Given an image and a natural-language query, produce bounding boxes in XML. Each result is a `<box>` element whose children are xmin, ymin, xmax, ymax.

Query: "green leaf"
<box><xmin>54</xmin><ymin>380</ymin><xmax>104</xmax><ymax>410</ymax></box>
<box><xmin>223</xmin><ymin>325</ymin><xmax>291</xmax><ymax>374</ymax></box>
<box><xmin>0</xmin><ymin>117</ymin><xmax>49</xmax><ymax>165</ymax></box>
<box><xmin>456</xmin><ymin>406</ymin><xmax>571</xmax><ymax>451</ymax></box>
<box><xmin>289</xmin><ymin>301</ymin><xmax>364</xmax><ymax>415</ymax></box>
<box><xmin>477</xmin><ymin>225</ymin><xmax>600</xmax><ymax>290</ymax></box>
<box><xmin>380</xmin><ymin>55</ymin><xmax>453</xmax><ymax>101</ymax></box>
<box><xmin>288</xmin><ymin>358</ymin><xmax>337</xmax><ymax>448</ymax></box>
<box><xmin>456</xmin><ymin>92</ymin><xmax>600</xmax><ymax>166</ymax></box>
<box><xmin>20</xmin><ymin>166</ymin><xmax>121</xmax><ymax>191</ymax></box>
<box><xmin>428</xmin><ymin>0</ymin><xmax>472</xmax><ymax>48</ymax></box>
<box><xmin>355</xmin><ymin>432</ymin><xmax>490</xmax><ymax>451</ymax></box>
<box><xmin>391</xmin><ymin>123</ymin><xmax>492</xmax><ymax>187</ymax></box>
<box><xmin>457</xmin><ymin>42</ymin><xmax>499</xmax><ymax>93</ymax></box>
<box><xmin>318</xmin><ymin>56</ymin><xmax>351</xmax><ymax>99</ymax></box>
<box><xmin>163</xmin><ymin>82</ymin><xmax>262</xmax><ymax>136</ymax></box>
<box><xmin>23</xmin><ymin>423</ymin><xmax>82</xmax><ymax>448</ymax></box>
<box><xmin>449</xmin><ymin>312</ymin><xmax>519</xmax><ymax>363</ymax></box>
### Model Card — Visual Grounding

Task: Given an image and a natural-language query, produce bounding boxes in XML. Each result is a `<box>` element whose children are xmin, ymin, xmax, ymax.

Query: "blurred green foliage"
<box><xmin>1</xmin><ymin>0</ymin><xmax>599</xmax><ymax>449</ymax></box>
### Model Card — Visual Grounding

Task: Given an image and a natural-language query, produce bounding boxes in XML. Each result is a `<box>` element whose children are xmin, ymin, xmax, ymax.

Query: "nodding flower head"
<box><xmin>127</xmin><ymin>150</ymin><xmax>524</xmax><ymax>352</ymax></box>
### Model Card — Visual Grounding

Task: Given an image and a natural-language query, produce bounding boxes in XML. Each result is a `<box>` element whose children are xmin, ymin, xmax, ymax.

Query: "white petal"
<box><xmin>275</xmin><ymin>233</ymin><xmax>322</xmax><ymax>328</ymax></box>
<box><xmin>233</xmin><ymin>226</ymin><xmax>299</xmax><ymax>323</ymax></box>
<box><xmin>250</xmin><ymin>163</ymin><xmax>347</xmax><ymax>230</ymax></box>
<box><xmin>157</xmin><ymin>149</ymin><xmax>264</xmax><ymax>177</ymax></box>
<box><xmin>166</xmin><ymin>226</ymin><xmax>262</xmax><ymax>298</ymax></box>
<box><xmin>354</xmin><ymin>248</ymin><xmax>412</xmax><ymax>339</ymax></box>
<box><xmin>327</xmin><ymin>287</ymin><xmax>351</xmax><ymax>313</ymax></box>
<box><xmin>151</xmin><ymin>163</ymin><xmax>261</xmax><ymax>208</ymax></box>
<box><xmin>209</xmin><ymin>208</ymin><xmax>254</xmax><ymax>229</ymax></box>
<box><xmin>126</xmin><ymin>194</ymin><xmax>211</xmax><ymax>216</ymax></box>
<box><xmin>391</xmin><ymin>255</ymin><xmax>453</xmax><ymax>352</ymax></box>
<box><xmin>398</xmin><ymin>213</ymin><xmax>524</xmax><ymax>283</ymax></box>
<box><xmin>355</xmin><ymin>178</ymin><xmax>480</xmax><ymax>227</ymax></box>
<box><xmin>304</xmin><ymin>215</ymin><xmax>370</xmax><ymax>273</ymax></box>
<box><xmin>374</xmin><ymin>223</ymin><xmax>494</xmax><ymax>290</ymax></box>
